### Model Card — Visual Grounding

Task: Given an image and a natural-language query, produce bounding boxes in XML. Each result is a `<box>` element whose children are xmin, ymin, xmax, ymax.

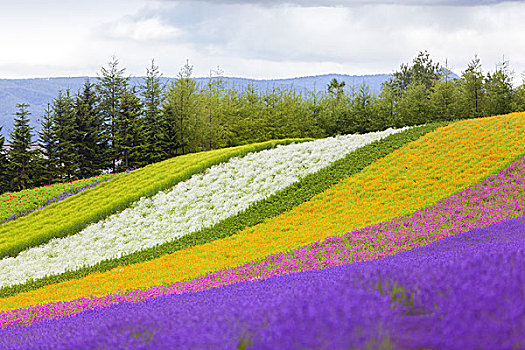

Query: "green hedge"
<box><xmin>0</xmin><ymin>123</ymin><xmax>448</xmax><ymax>299</ymax></box>
<box><xmin>0</xmin><ymin>139</ymin><xmax>310</xmax><ymax>260</ymax></box>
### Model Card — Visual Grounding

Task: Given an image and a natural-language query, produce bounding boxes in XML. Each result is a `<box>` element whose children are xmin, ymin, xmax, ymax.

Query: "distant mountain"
<box><xmin>0</xmin><ymin>72</ymin><xmax>458</xmax><ymax>138</ymax></box>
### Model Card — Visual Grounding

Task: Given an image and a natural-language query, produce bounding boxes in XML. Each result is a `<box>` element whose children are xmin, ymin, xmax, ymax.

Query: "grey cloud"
<box><xmin>160</xmin><ymin>0</ymin><xmax>525</xmax><ymax>7</ymax></box>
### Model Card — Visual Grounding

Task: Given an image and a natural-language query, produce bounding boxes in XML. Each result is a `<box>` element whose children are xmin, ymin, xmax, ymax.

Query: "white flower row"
<box><xmin>0</xmin><ymin>128</ymin><xmax>409</xmax><ymax>288</ymax></box>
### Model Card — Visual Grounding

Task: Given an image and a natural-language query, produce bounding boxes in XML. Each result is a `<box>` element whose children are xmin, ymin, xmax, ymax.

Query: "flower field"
<box><xmin>0</xmin><ymin>138</ymin><xmax>307</xmax><ymax>260</ymax></box>
<box><xmin>0</xmin><ymin>113</ymin><xmax>524</xmax><ymax>349</ymax></box>
<box><xmin>0</xmin><ymin>127</ymin><xmax>404</xmax><ymax>290</ymax></box>
<box><xmin>0</xmin><ymin>172</ymin><xmax>123</xmax><ymax>224</ymax></box>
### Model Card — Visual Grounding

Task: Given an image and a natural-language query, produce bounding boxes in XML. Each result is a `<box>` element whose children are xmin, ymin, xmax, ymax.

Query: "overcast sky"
<box><xmin>1</xmin><ymin>0</ymin><xmax>525</xmax><ymax>81</ymax></box>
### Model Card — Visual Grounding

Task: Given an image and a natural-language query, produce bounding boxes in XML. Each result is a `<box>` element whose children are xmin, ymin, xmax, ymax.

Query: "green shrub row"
<box><xmin>0</xmin><ymin>123</ymin><xmax>448</xmax><ymax>299</ymax></box>
<box><xmin>0</xmin><ymin>139</ymin><xmax>310</xmax><ymax>260</ymax></box>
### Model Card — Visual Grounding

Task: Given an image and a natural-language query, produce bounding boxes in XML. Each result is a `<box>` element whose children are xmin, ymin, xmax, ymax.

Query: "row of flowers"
<box><xmin>0</xmin><ymin>128</ymin><xmax>406</xmax><ymax>289</ymax></box>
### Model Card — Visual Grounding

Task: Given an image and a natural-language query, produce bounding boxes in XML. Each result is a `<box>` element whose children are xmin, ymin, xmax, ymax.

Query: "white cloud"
<box><xmin>101</xmin><ymin>17</ymin><xmax>181</xmax><ymax>42</ymax></box>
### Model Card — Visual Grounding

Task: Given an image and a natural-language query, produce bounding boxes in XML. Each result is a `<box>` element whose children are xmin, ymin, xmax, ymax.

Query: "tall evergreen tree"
<box><xmin>74</xmin><ymin>79</ymin><xmax>107</xmax><ymax>178</ymax></box>
<box><xmin>460</xmin><ymin>55</ymin><xmax>485</xmax><ymax>118</ymax></box>
<box><xmin>8</xmin><ymin>104</ymin><xmax>36</xmax><ymax>191</ymax></box>
<box><xmin>397</xmin><ymin>83</ymin><xmax>431</xmax><ymax>126</ymax></box>
<box><xmin>376</xmin><ymin>80</ymin><xmax>398</xmax><ymax>128</ymax></box>
<box><xmin>513</xmin><ymin>74</ymin><xmax>525</xmax><ymax>112</ymax></box>
<box><xmin>430</xmin><ymin>78</ymin><xmax>460</xmax><ymax>122</ymax></box>
<box><xmin>0</xmin><ymin>126</ymin><xmax>9</xmax><ymax>193</ymax></box>
<box><xmin>352</xmin><ymin>84</ymin><xmax>377</xmax><ymax>133</ymax></box>
<box><xmin>140</xmin><ymin>59</ymin><xmax>165</xmax><ymax>164</ymax></box>
<box><xmin>162</xmin><ymin>60</ymin><xmax>198</xmax><ymax>156</ymax></box>
<box><xmin>202</xmin><ymin>66</ymin><xmax>226</xmax><ymax>150</ymax></box>
<box><xmin>484</xmin><ymin>58</ymin><xmax>514</xmax><ymax>117</ymax></box>
<box><xmin>37</xmin><ymin>103</ymin><xmax>57</xmax><ymax>185</ymax></box>
<box><xmin>115</xmin><ymin>84</ymin><xmax>144</xmax><ymax>170</ymax></box>
<box><xmin>52</xmin><ymin>90</ymin><xmax>77</xmax><ymax>180</ymax></box>
<box><xmin>97</xmin><ymin>55</ymin><xmax>129</xmax><ymax>172</ymax></box>
<box><xmin>391</xmin><ymin>51</ymin><xmax>441</xmax><ymax>92</ymax></box>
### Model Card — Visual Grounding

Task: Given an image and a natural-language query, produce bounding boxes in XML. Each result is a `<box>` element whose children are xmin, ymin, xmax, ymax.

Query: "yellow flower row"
<box><xmin>2</xmin><ymin>113</ymin><xmax>525</xmax><ymax>311</ymax></box>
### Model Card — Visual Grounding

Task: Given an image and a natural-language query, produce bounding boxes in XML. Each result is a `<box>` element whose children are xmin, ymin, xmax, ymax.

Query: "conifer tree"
<box><xmin>484</xmin><ymin>58</ymin><xmax>514</xmax><ymax>117</ymax></box>
<box><xmin>202</xmin><ymin>66</ymin><xmax>226</xmax><ymax>150</ymax></box>
<box><xmin>0</xmin><ymin>126</ymin><xmax>9</xmax><ymax>193</ymax></box>
<box><xmin>8</xmin><ymin>104</ymin><xmax>36</xmax><ymax>191</ymax></box>
<box><xmin>37</xmin><ymin>103</ymin><xmax>57</xmax><ymax>185</ymax></box>
<box><xmin>140</xmin><ymin>59</ymin><xmax>165</xmax><ymax>165</ymax></box>
<box><xmin>97</xmin><ymin>55</ymin><xmax>129</xmax><ymax>172</ymax></box>
<box><xmin>115</xmin><ymin>84</ymin><xmax>144</xmax><ymax>170</ymax></box>
<box><xmin>513</xmin><ymin>74</ymin><xmax>525</xmax><ymax>112</ymax></box>
<box><xmin>162</xmin><ymin>60</ymin><xmax>198</xmax><ymax>156</ymax></box>
<box><xmin>52</xmin><ymin>90</ymin><xmax>77</xmax><ymax>180</ymax></box>
<box><xmin>397</xmin><ymin>83</ymin><xmax>431</xmax><ymax>126</ymax></box>
<box><xmin>74</xmin><ymin>79</ymin><xmax>107</xmax><ymax>178</ymax></box>
<box><xmin>376</xmin><ymin>80</ymin><xmax>398</xmax><ymax>128</ymax></box>
<box><xmin>460</xmin><ymin>55</ymin><xmax>485</xmax><ymax>118</ymax></box>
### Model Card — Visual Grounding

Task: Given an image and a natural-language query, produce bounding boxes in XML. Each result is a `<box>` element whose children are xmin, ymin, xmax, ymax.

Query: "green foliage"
<box><xmin>391</xmin><ymin>50</ymin><xmax>441</xmax><ymax>92</ymax></box>
<box><xmin>397</xmin><ymin>84</ymin><xmax>431</xmax><ymax>126</ymax></box>
<box><xmin>36</xmin><ymin>103</ymin><xmax>57</xmax><ymax>185</ymax></box>
<box><xmin>459</xmin><ymin>55</ymin><xmax>485</xmax><ymax>118</ymax></box>
<box><xmin>0</xmin><ymin>139</ymin><xmax>308</xmax><ymax>262</ymax></box>
<box><xmin>115</xmin><ymin>84</ymin><xmax>144</xmax><ymax>170</ymax></box>
<box><xmin>140</xmin><ymin>59</ymin><xmax>165</xmax><ymax>164</ymax></box>
<box><xmin>8</xmin><ymin>104</ymin><xmax>37</xmax><ymax>191</ymax></box>
<box><xmin>0</xmin><ymin>123</ymin><xmax>445</xmax><ymax>299</ymax></box>
<box><xmin>484</xmin><ymin>59</ymin><xmax>514</xmax><ymax>117</ymax></box>
<box><xmin>96</xmin><ymin>55</ymin><xmax>129</xmax><ymax>172</ymax></box>
<box><xmin>74</xmin><ymin>79</ymin><xmax>107</xmax><ymax>178</ymax></box>
<box><xmin>52</xmin><ymin>90</ymin><xmax>77</xmax><ymax>180</ymax></box>
<box><xmin>0</xmin><ymin>126</ymin><xmax>8</xmax><ymax>193</ymax></box>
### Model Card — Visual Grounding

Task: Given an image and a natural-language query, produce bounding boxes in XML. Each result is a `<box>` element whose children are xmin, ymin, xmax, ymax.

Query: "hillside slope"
<box><xmin>1</xmin><ymin>113</ymin><xmax>524</xmax><ymax>311</ymax></box>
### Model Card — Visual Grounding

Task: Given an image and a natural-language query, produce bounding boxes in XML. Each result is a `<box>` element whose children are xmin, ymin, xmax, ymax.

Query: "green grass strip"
<box><xmin>0</xmin><ymin>139</ymin><xmax>309</xmax><ymax>260</ymax></box>
<box><xmin>0</xmin><ymin>123</ymin><xmax>447</xmax><ymax>299</ymax></box>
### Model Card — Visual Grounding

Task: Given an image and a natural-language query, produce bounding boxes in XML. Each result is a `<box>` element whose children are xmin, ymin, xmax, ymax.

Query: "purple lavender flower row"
<box><xmin>0</xmin><ymin>209</ymin><xmax>522</xmax><ymax>349</ymax></box>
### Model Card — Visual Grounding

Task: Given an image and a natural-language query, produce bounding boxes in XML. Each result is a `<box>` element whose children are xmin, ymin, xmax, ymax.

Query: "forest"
<box><xmin>0</xmin><ymin>50</ymin><xmax>524</xmax><ymax>193</ymax></box>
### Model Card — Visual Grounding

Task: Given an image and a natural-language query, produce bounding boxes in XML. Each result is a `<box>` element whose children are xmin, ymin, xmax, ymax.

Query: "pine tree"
<box><xmin>202</xmin><ymin>66</ymin><xmax>226</xmax><ymax>150</ymax></box>
<box><xmin>140</xmin><ymin>59</ymin><xmax>165</xmax><ymax>165</ymax></box>
<box><xmin>513</xmin><ymin>74</ymin><xmax>525</xmax><ymax>112</ymax></box>
<box><xmin>74</xmin><ymin>79</ymin><xmax>107</xmax><ymax>178</ymax></box>
<box><xmin>97</xmin><ymin>55</ymin><xmax>129</xmax><ymax>172</ymax></box>
<box><xmin>352</xmin><ymin>84</ymin><xmax>377</xmax><ymax>133</ymax></box>
<box><xmin>162</xmin><ymin>60</ymin><xmax>198</xmax><ymax>157</ymax></box>
<box><xmin>397</xmin><ymin>83</ymin><xmax>431</xmax><ymax>126</ymax></box>
<box><xmin>115</xmin><ymin>84</ymin><xmax>144</xmax><ymax>170</ymax></box>
<box><xmin>391</xmin><ymin>51</ymin><xmax>441</xmax><ymax>92</ymax></box>
<box><xmin>0</xmin><ymin>126</ymin><xmax>9</xmax><ymax>193</ymax></box>
<box><xmin>37</xmin><ymin>103</ymin><xmax>57</xmax><ymax>185</ymax></box>
<box><xmin>484</xmin><ymin>58</ymin><xmax>514</xmax><ymax>117</ymax></box>
<box><xmin>376</xmin><ymin>80</ymin><xmax>399</xmax><ymax>128</ymax></box>
<box><xmin>460</xmin><ymin>55</ymin><xmax>485</xmax><ymax>118</ymax></box>
<box><xmin>52</xmin><ymin>90</ymin><xmax>77</xmax><ymax>180</ymax></box>
<box><xmin>8</xmin><ymin>104</ymin><xmax>36</xmax><ymax>191</ymax></box>
<box><xmin>430</xmin><ymin>78</ymin><xmax>460</xmax><ymax>122</ymax></box>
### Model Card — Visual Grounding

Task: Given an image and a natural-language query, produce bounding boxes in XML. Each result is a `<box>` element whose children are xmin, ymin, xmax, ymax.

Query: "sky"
<box><xmin>1</xmin><ymin>0</ymin><xmax>525</xmax><ymax>81</ymax></box>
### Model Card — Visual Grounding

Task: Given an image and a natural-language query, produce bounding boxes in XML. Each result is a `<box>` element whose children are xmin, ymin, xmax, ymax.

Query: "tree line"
<box><xmin>1</xmin><ymin>51</ymin><xmax>524</xmax><ymax>193</ymax></box>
